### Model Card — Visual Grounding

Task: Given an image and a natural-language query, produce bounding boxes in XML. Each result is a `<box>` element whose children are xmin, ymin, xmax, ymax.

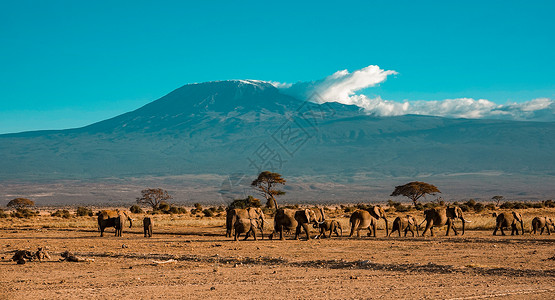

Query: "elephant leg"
<box><xmin>511</xmin><ymin>225</ymin><xmax>516</xmax><ymax>235</ymax></box>
<box><xmin>422</xmin><ymin>221</ymin><xmax>432</xmax><ymax>237</ymax></box>
<box><xmin>540</xmin><ymin>227</ymin><xmax>544</xmax><ymax>235</ymax></box>
<box><xmin>372</xmin><ymin>224</ymin><xmax>377</xmax><ymax>237</ymax></box>
<box><xmin>280</xmin><ymin>227</ymin><xmax>285</xmax><ymax>241</ymax></box>
<box><xmin>295</xmin><ymin>225</ymin><xmax>302</xmax><ymax>240</ymax></box>
<box><xmin>546</xmin><ymin>225</ymin><xmax>551</xmax><ymax>235</ymax></box>
<box><xmin>500</xmin><ymin>226</ymin><xmax>506</xmax><ymax>236</ymax></box>
<box><xmin>302</xmin><ymin>224</ymin><xmax>310</xmax><ymax>240</ymax></box>
<box><xmin>234</xmin><ymin>232</ymin><xmax>238</xmax><ymax>241</ymax></box>
<box><xmin>493</xmin><ymin>225</ymin><xmax>498</xmax><ymax>235</ymax></box>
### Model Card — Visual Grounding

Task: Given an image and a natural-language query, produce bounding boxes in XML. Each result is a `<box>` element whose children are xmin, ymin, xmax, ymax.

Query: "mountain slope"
<box><xmin>1</xmin><ymin>80</ymin><xmax>554</xmax><ymax>181</ymax></box>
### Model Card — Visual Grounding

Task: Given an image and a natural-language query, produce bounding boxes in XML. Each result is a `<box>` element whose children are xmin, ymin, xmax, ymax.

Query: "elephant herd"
<box><xmin>95</xmin><ymin>207</ymin><xmax>555</xmax><ymax>239</ymax></box>
<box><xmin>225</xmin><ymin>206</ymin><xmax>555</xmax><ymax>241</ymax></box>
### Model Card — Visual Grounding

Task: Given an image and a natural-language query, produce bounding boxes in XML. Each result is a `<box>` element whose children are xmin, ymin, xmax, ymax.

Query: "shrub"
<box><xmin>543</xmin><ymin>200</ymin><xmax>555</xmax><ymax>208</ymax></box>
<box><xmin>485</xmin><ymin>203</ymin><xmax>496</xmax><ymax>210</ymax></box>
<box><xmin>76</xmin><ymin>207</ymin><xmax>93</xmax><ymax>217</ymax></box>
<box><xmin>203</xmin><ymin>209</ymin><xmax>215</xmax><ymax>217</ymax></box>
<box><xmin>168</xmin><ymin>206</ymin><xmax>180</xmax><ymax>214</ymax></box>
<box><xmin>129</xmin><ymin>205</ymin><xmax>144</xmax><ymax>214</ymax></box>
<box><xmin>473</xmin><ymin>202</ymin><xmax>485</xmax><ymax>213</ymax></box>
<box><xmin>465</xmin><ymin>199</ymin><xmax>477</xmax><ymax>208</ymax></box>
<box><xmin>158</xmin><ymin>202</ymin><xmax>170</xmax><ymax>211</ymax></box>
<box><xmin>11</xmin><ymin>208</ymin><xmax>38</xmax><ymax>218</ymax></box>
<box><xmin>500</xmin><ymin>202</ymin><xmax>514</xmax><ymax>209</ymax></box>
<box><xmin>51</xmin><ymin>209</ymin><xmax>71</xmax><ymax>218</ymax></box>
<box><xmin>395</xmin><ymin>204</ymin><xmax>412</xmax><ymax>212</ymax></box>
<box><xmin>228</xmin><ymin>196</ymin><xmax>261</xmax><ymax>209</ymax></box>
<box><xmin>7</xmin><ymin>198</ymin><xmax>35</xmax><ymax>209</ymax></box>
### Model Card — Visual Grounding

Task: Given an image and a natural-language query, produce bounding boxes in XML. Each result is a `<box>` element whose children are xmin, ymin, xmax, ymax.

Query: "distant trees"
<box><xmin>251</xmin><ymin>171</ymin><xmax>286</xmax><ymax>210</ymax></box>
<box><xmin>136</xmin><ymin>188</ymin><xmax>172</xmax><ymax>210</ymax></box>
<box><xmin>7</xmin><ymin>198</ymin><xmax>35</xmax><ymax>209</ymax></box>
<box><xmin>390</xmin><ymin>181</ymin><xmax>441</xmax><ymax>207</ymax></box>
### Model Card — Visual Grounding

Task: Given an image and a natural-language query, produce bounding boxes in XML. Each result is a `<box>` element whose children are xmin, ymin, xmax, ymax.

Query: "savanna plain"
<box><xmin>1</xmin><ymin>205</ymin><xmax>554</xmax><ymax>300</ymax></box>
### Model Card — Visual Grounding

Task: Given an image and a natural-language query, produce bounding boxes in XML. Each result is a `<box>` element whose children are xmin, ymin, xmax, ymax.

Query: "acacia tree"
<box><xmin>390</xmin><ymin>181</ymin><xmax>441</xmax><ymax>207</ymax></box>
<box><xmin>251</xmin><ymin>171</ymin><xmax>286</xmax><ymax>210</ymax></box>
<box><xmin>492</xmin><ymin>195</ymin><xmax>504</xmax><ymax>206</ymax></box>
<box><xmin>136</xmin><ymin>188</ymin><xmax>172</xmax><ymax>210</ymax></box>
<box><xmin>7</xmin><ymin>198</ymin><xmax>35</xmax><ymax>209</ymax></box>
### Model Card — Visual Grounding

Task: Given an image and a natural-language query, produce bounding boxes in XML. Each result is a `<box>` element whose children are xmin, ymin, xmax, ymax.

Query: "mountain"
<box><xmin>1</xmin><ymin>80</ymin><xmax>554</xmax><ymax>203</ymax></box>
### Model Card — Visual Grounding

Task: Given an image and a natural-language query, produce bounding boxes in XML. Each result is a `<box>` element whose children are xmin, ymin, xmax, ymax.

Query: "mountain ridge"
<box><xmin>1</xmin><ymin>80</ymin><xmax>554</xmax><ymax>182</ymax></box>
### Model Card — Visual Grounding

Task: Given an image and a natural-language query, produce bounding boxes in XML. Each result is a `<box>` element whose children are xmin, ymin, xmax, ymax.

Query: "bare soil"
<box><xmin>1</xmin><ymin>215</ymin><xmax>554</xmax><ymax>299</ymax></box>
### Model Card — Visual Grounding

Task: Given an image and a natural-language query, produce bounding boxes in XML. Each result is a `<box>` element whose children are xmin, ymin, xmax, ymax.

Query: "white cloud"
<box><xmin>279</xmin><ymin>65</ymin><xmax>397</xmax><ymax>103</ymax></box>
<box><xmin>276</xmin><ymin>65</ymin><xmax>555</xmax><ymax>122</ymax></box>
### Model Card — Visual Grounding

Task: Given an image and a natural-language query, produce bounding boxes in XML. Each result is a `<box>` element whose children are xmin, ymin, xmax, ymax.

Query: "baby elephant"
<box><xmin>314</xmin><ymin>220</ymin><xmax>342</xmax><ymax>238</ymax></box>
<box><xmin>234</xmin><ymin>218</ymin><xmax>261</xmax><ymax>241</ymax></box>
<box><xmin>389</xmin><ymin>215</ymin><xmax>419</xmax><ymax>237</ymax></box>
<box><xmin>143</xmin><ymin>217</ymin><xmax>153</xmax><ymax>237</ymax></box>
<box><xmin>531</xmin><ymin>216</ymin><xmax>554</xmax><ymax>235</ymax></box>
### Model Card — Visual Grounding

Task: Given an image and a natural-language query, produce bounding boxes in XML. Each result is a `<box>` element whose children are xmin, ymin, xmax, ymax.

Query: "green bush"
<box><xmin>500</xmin><ymin>202</ymin><xmax>514</xmax><ymax>209</ymax></box>
<box><xmin>473</xmin><ymin>202</ymin><xmax>485</xmax><ymax>213</ymax></box>
<box><xmin>51</xmin><ymin>209</ymin><xmax>71</xmax><ymax>218</ymax></box>
<box><xmin>76</xmin><ymin>207</ymin><xmax>93</xmax><ymax>217</ymax></box>
<box><xmin>543</xmin><ymin>200</ymin><xmax>555</xmax><ymax>208</ymax></box>
<box><xmin>228</xmin><ymin>196</ymin><xmax>261</xmax><ymax>209</ymax></box>
<box><xmin>395</xmin><ymin>204</ymin><xmax>412</xmax><ymax>212</ymax></box>
<box><xmin>130</xmin><ymin>205</ymin><xmax>144</xmax><ymax>214</ymax></box>
<box><xmin>203</xmin><ymin>209</ymin><xmax>214</xmax><ymax>217</ymax></box>
<box><xmin>485</xmin><ymin>203</ymin><xmax>496</xmax><ymax>210</ymax></box>
<box><xmin>158</xmin><ymin>202</ymin><xmax>170</xmax><ymax>211</ymax></box>
<box><xmin>11</xmin><ymin>208</ymin><xmax>38</xmax><ymax>218</ymax></box>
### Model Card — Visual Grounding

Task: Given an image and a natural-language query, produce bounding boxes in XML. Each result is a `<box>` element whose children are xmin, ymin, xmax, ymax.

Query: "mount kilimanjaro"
<box><xmin>1</xmin><ymin>80</ymin><xmax>554</xmax><ymax>204</ymax></box>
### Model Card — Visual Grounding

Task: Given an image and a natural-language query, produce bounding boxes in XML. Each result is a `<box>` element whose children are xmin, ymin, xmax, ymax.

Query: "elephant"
<box><xmin>314</xmin><ymin>219</ymin><xmax>342</xmax><ymax>238</ymax></box>
<box><xmin>349</xmin><ymin>206</ymin><xmax>389</xmax><ymax>238</ymax></box>
<box><xmin>233</xmin><ymin>217</ymin><xmax>262</xmax><ymax>241</ymax></box>
<box><xmin>97</xmin><ymin>210</ymin><xmax>132</xmax><ymax>237</ymax></box>
<box><xmin>269</xmin><ymin>208</ymin><xmax>318</xmax><ymax>240</ymax></box>
<box><xmin>420</xmin><ymin>206</ymin><xmax>470</xmax><ymax>236</ymax></box>
<box><xmin>143</xmin><ymin>217</ymin><xmax>153</xmax><ymax>237</ymax></box>
<box><xmin>492</xmin><ymin>212</ymin><xmax>524</xmax><ymax>235</ymax></box>
<box><xmin>531</xmin><ymin>216</ymin><xmax>554</xmax><ymax>235</ymax></box>
<box><xmin>226</xmin><ymin>207</ymin><xmax>266</xmax><ymax>239</ymax></box>
<box><xmin>389</xmin><ymin>215</ymin><xmax>419</xmax><ymax>237</ymax></box>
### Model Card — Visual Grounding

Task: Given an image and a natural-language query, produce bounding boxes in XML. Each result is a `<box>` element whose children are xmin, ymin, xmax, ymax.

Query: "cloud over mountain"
<box><xmin>276</xmin><ymin>66</ymin><xmax>554</xmax><ymax>121</ymax></box>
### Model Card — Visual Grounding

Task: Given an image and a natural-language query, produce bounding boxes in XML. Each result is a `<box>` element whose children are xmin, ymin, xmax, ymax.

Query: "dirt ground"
<box><xmin>1</xmin><ymin>214</ymin><xmax>554</xmax><ymax>299</ymax></box>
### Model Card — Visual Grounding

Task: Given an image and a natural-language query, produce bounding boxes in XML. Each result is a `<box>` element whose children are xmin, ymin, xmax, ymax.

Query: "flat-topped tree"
<box><xmin>390</xmin><ymin>181</ymin><xmax>441</xmax><ymax>207</ymax></box>
<box><xmin>7</xmin><ymin>198</ymin><xmax>35</xmax><ymax>209</ymax></box>
<box><xmin>136</xmin><ymin>188</ymin><xmax>172</xmax><ymax>210</ymax></box>
<box><xmin>251</xmin><ymin>171</ymin><xmax>286</xmax><ymax>210</ymax></box>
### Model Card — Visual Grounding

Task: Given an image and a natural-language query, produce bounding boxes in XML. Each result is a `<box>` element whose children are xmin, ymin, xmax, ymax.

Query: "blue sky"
<box><xmin>1</xmin><ymin>0</ymin><xmax>554</xmax><ymax>133</ymax></box>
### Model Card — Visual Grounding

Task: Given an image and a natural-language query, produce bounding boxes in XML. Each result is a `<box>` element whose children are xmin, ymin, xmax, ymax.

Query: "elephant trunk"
<box><xmin>383</xmin><ymin>217</ymin><xmax>389</xmax><ymax>237</ymax></box>
<box><xmin>127</xmin><ymin>216</ymin><xmax>133</xmax><ymax>228</ymax></box>
<box><xmin>520</xmin><ymin>220</ymin><xmax>525</xmax><ymax>235</ymax></box>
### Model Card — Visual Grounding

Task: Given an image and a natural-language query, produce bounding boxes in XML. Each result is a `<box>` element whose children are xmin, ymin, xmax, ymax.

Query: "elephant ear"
<box><xmin>407</xmin><ymin>216</ymin><xmax>415</xmax><ymax>225</ymax></box>
<box><xmin>304</xmin><ymin>209</ymin><xmax>311</xmax><ymax>223</ymax></box>
<box><xmin>512</xmin><ymin>211</ymin><xmax>522</xmax><ymax>222</ymax></box>
<box><xmin>372</xmin><ymin>206</ymin><xmax>383</xmax><ymax>218</ymax></box>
